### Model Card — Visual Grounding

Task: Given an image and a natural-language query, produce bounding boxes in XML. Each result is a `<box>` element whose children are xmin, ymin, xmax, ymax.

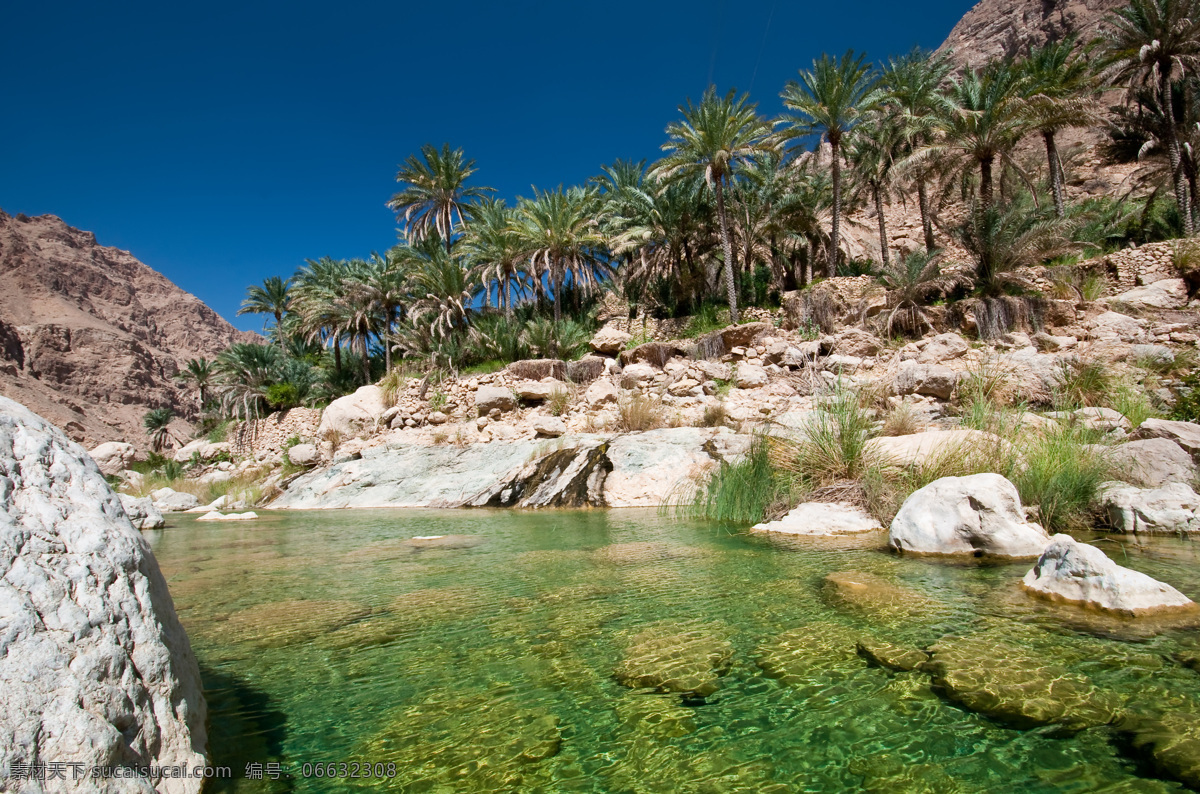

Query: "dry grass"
<box><xmin>880</xmin><ymin>403</ymin><xmax>921</xmax><ymax>437</ymax></box>
<box><xmin>615</xmin><ymin>394</ymin><xmax>666</xmax><ymax>432</ymax></box>
<box><xmin>697</xmin><ymin>401</ymin><xmax>730</xmax><ymax>428</ymax></box>
<box><xmin>547</xmin><ymin>386</ymin><xmax>574</xmax><ymax>417</ymax></box>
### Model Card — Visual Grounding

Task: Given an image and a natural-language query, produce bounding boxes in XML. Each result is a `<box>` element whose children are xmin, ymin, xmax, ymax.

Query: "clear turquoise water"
<box><xmin>148</xmin><ymin>509</ymin><xmax>1200</xmax><ymax>792</ymax></box>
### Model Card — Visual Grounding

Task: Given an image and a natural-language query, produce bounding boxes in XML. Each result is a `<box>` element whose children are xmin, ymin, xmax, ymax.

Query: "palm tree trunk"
<box><xmin>829</xmin><ymin>139</ymin><xmax>842</xmax><ymax>277</ymax></box>
<box><xmin>274</xmin><ymin>311</ymin><xmax>285</xmax><ymax>350</ymax></box>
<box><xmin>714</xmin><ymin>176</ymin><xmax>740</xmax><ymax>324</ymax></box>
<box><xmin>360</xmin><ymin>334</ymin><xmax>370</xmax><ymax>384</ymax></box>
<box><xmin>980</xmin><ymin>155</ymin><xmax>995</xmax><ymax>208</ymax></box>
<box><xmin>333</xmin><ymin>337</ymin><xmax>342</xmax><ymax>373</ymax></box>
<box><xmin>1162</xmin><ymin>77</ymin><xmax>1194</xmax><ymax>235</ymax></box>
<box><xmin>553</xmin><ymin>261</ymin><xmax>562</xmax><ymax>324</ymax></box>
<box><xmin>873</xmin><ymin>184</ymin><xmax>889</xmax><ymax>269</ymax></box>
<box><xmin>1043</xmin><ymin>130</ymin><xmax>1065</xmax><ymax>218</ymax></box>
<box><xmin>917</xmin><ymin>178</ymin><xmax>935</xmax><ymax>252</ymax></box>
<box><xmin>383</xmin><ymin>309</ymin><xmax>393</xmax><ymax>371</ymax></box>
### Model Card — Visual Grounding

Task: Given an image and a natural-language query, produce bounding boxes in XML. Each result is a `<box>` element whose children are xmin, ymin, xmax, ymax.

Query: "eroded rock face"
<box><xmin>0</xmin><ymin>396</ymin><xmax>207</xmax><ymax>791</ymax></box>
<box><xmin>1022</xmin><ymin>534</ymin><xmax>1196</xmax><ymax>616</ymax></box>
<box><xmin>889</xmin><ymin>474</ymin><xmax>1050</xmax><ymax>558</ymax></box>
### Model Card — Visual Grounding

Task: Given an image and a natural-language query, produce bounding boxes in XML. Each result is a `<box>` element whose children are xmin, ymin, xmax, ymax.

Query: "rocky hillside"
<box><xmin>0</xmin><ymin>210</ymin><xmax>255</xmax><ymax>448</ymax></box>
<box><xmin>937</xmin><ymin>0</ymin><xmax>1124</xmax><ymax>69</ymax></box>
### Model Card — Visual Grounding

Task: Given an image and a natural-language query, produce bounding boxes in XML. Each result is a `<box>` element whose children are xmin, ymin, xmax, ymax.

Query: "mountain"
<box><xmin>0</xmin><ymin>210</ymin><xmax>256</xmax><ymax>449</ymax></box>
<box><xmin>937</xmin><ymin>0</ymin><xmax>1125</xmax><ymax>68</ymax></box>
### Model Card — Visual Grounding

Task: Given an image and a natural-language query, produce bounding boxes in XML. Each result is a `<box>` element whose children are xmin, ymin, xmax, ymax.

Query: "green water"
<box><xmin>149</xmin><ymin>509</ymin><xmax>1200</xmax><ymax>792</ymax></box>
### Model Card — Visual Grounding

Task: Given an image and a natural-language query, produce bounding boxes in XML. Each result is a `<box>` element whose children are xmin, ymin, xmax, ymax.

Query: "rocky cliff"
<box><xmin>937</xmin><ymin>0</ymin><xmax>1124</xmax><ymax>69</ymax></box>
<box><xmin>0</xmin><ymin>396</ymin><xmax>208</xmax><ymax>792</ymax></box>
<box><xmin>0</xmin><ymin>210</ymin><xmax>255</xmax><ymax>449</ymax></box>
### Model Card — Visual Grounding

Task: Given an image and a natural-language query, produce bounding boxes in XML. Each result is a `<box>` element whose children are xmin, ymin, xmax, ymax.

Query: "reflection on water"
<box><xmin>151</xmin><ymin>510</ymin><xmax>1200</xmax><ymax>792</ymax></box>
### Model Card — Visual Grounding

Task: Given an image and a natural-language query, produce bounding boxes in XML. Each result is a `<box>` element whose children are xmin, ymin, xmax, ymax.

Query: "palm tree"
<box><xmin>516</xmin><ymin>186</ymin><xmax>609</xmax><ymax>324</ymax></box>
<box><xmin>293</xmin><ymin>256</ymin><xmax>351</xmax><ymax>373</ymax></box>
<box><xmin>461</xmin><ymin>198</ymin><xmax>526</xmax><ymax>317</ymax></box>
<box><xmin>880</xmin><ymin>49</ymin><xmax>952</xmax><ymax>251</ymax></box>
<box><xmin>780</xmin><ymin>50</ymin><xmax>881</xmax><ymax>276</ymax></box>
<box><xmin>654</xmin><ymin>87</ymin><xmax>775</xmax><ymax>323</ymax></box>
<box><xmin>955</xmin><ymin>198</ymin><xmax>1078</xmax><ymax>295</ymax></box>
<box><xmin>143</xmin><ymin>407</ymin><xmax>175</xmax><ymax>453</ymax></box>
<box><xmin>174</xmin><ymin>357</ymin><xmax>215</xmax><ymax>409</ymax></box>
<box><xmin>876</xmin><ymin>248</ymin><xmax>954</xmax><ymax>335</ymax></box>
<box><xmin>397</xmin><ymin>235</ymin><xmax>473</xmax><ymax>339</ymax></box>
<box><xmin>846</xmin><ymin>116</ymin><xmax>904</xmax><ymax>268</ymax></box>
<box><xmin>352</xmin><ymin>251</ymin><xmax>410</xmax><ymax>371</ymax></box>
<box><xmin>215</xmin><ymin>343</ymin><xmax>284</xmax><ymax>419</ymax></box>
<box><xmin>387</xmin><ymin>143</ymin><xmax>494</xmax><ymax>251</ymax></box>
<box><xmin>1016</xmin><ymin>36</ymin><xmax>1103</xmax><ymax>217</ymax></box>
<box><xmin>1102</xmin><ymin>0</ymin><xmax>1200</xmax><ymax>234</ymax></box>
<box><xmin>911</xmin><ymin>61</ymin><xmax>1029</xmax><ymax>209</ymax></box>
<box><xmin>339</xmin><ymin>258</ymin><xmax>383</xmax><ymax>385</ymax></box>
<box><xmin>237</xmin><ymin>276</ymin><xmax>292</xmax><ymax>346</ymax></box>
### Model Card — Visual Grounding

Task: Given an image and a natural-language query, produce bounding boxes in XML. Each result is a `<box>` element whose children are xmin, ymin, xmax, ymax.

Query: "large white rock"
<box><xmin>1133</xmin><ymin>418</ymin><xmax>1200</xmax><ymax>463</ymax></box>
<box><xmin>734</xmin><ymin>363</ymin><xmax>769</xmax><ymax>389</ymax></box>
<box><xmin>287</xmin><ymin>442</ymin><xmax>318</xmax><ymax>466</ymax></box>
<box><xmin>1022</xmin><ymin>534</ymin><xmax>1196</xmax><ymax>615</ymax></box>
<box><xmin>195</xmin><ymin>511</ymin><xmax>259</xmax><ymax>521</ymax></box>
<box><xmin>584</xmin><ymin>378</ymin><xmax>620</xmax><ymax>407</ymax></box>
<box><xmin>619</xmin><ymin>362</ymin><xmax>658</xmax><ymax>388</ymax></box>
<box><xmin>119</xmin><ymin>494</ymin><xmax>166</xmax><ymax>530</ymax></box>
<box><xmin>1112</xmin><ymin>278</ymin><xmax>1188</xmax><ymax>310</ymax></box>
<box><xmin>590</xmin><ymin>326</ymin><xmax>632</xmax><ymax>355</ymax></box>
<box><xmin>89</xmin><ymin>441</ymin><xmax>135</xmax><ymax>476</ymax></box>
<box><xmin>867</xmin><ymin>429</ymin><xmax>1009</xmax><ymax>468</ymax></box>
<box><xmin>1102</xmin><ymin>481</ymin><xmax>1200</xmax><ymax>534</ymax></box>
<box><xmin>0</xmin><ymin>396</ymin><xmax>207</xmax><ymax>791</ymax></box>
<box><xmin>172</xmin><ymin>439</ymin><xmax>231</xmax><ymax>464</ymax></box>
<box><xmin>892</xmin><ymin>360</ymin><xmax>957</xmax><ymax>399</ymax></box>
<box><xmin>475</xmin><ymin>384</ymin><xmax>516</xmax><ymax>416</ymax></box>
<box><xmin>532</xmin><ymin>415</ymin><xmax>567</xmax><ymax>438</ymax></box>
<box><xmin>918</xmin><ymin>333</ymin><xmax>969</xmax><ymax>364</ymax></box>
<box><xmin>889</xmin><ymin>473</ymin><xmax>1051</xmax><ymax>558</ymax></box>
<box><xmin>1108</xmin><ymin>438</ymin><xmax>1198</xmax><ymax>487</ymax></box>
<box><xmin>150</xmin><ymin>487</ymin><xmax>201</xmax><ymax>513</ymax></box>
<box><xmin>1088</xmin><ymin>311</ymin><xmax>1146</xmax><ymax>342</ymax></box>
<box><xmin>317</xmin><ymin>384</ymin><xmax>387</xmax><ymax>440</ymax></box>
<box><xmin>752</xmin><ymin>502</ymin><xmax>882</xmax><ymax>536</ymax></box>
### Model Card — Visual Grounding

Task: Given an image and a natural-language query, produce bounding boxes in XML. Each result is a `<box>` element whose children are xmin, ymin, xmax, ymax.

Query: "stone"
<box><xmin>823</xmin><ymin>354</ymin><xmax>864</xmax><ymax>372</ymax></box>
<box><xmin>619</xmin><ymin>362</ymin><xmax>658</xmax><ymax>388</ymax></box>
<box><xmin>195</xmin><ymin>511</ymin><xmax>259</xmax><ymax>521</ymax></box>
<box><xmin>734</xmin><ymin>362</ymin><xmax>769</xmax><ymax>389</ymax></box>
<box><xmin>1088</xmin><ymin>311</ymin><xmax>1146</xmax><ymax>342</ymax></box>
<box><xmin>1113</xmin><ymin>278</ymin><xmax>1188</xmax><ymax>310</ymax></box>
<box><xmin>514</xmin><ymin>379</ymin><xmax>564</xmax><ymax>401</ymax></box>
<box><xmin>532</xmin><ymin>416</ymin><xmax>566</xmax><ymax>438</ymax></box>
<box><xmin>832</xmin><ymin>328</ymin><xmax>884</xmax><ymax>357</ymax></box>
<box><xmin>171</xmin><ymin>438</ymin><xmax>231</xmax><ymax>464</ymax></box>
<box><xmin>150</xmin><ymin>487</ymin><xmax>201</xmax><ymax>512</ymax></box>
<box><xmin>889</xmin><ymin>473</ymin><xmax>1051</xmax><ymax>558</ymax></box>
<box><xmin>751</xmin><ymin>502</ymin><xmax>882</xmax><ymax>536</ymax></box>
<box><xmin>867</xmin><ymin>429</ymin><xmax>1009</xmax><ymax>468</ymax></box>
<box><xmin>856</xmin><ymin>638</ymin><xmax>929</xmax><ymax>672</ymax></box>
<box><xmin>287</xmin><ymin>442</ymin><xmax>318</xmax><ymax>466</ymax></box>
<box><xmin>1109</xmin><ymin>438</ymin><xmax>1198</xmax><ymax>487</ymax></box>
<box><xmin>1070</xmin><ymin>406</ymin><xmax>1131</xmax><ymax>433</ymax></box>
<box><xmin>589</xmin><ymin>326</ymin><xmax>632</xmax><ymax>354</ymax></box>
<box><xmin>614</xmin><ymin>621</ymin><xmax>733</xmax><ymax>697</ymax></box>
<box><xmin>924</xmin><ymin>633</ymin><xmax>1119</xmax><ymax>730</ymax></box>
<box><xmin>693</xmin><ymin>359</ymin><xmax>732</xmax><ymax>381</ymax></box>
<box><xmin>317</xmin><ymin>384</ymin><xmax>387</xmax><ymax>440</ymax></box>
<box><xmin>507</xmin><ymin>358</ymin><xmax>568</xmax><ymax>381</ymax></box>
<box><xmin>0</xmin><ymin>396</ymin><xmax>207</xmax><ymax>790</ymax></box>
<box><xmin>1118</xmin><ymin>711</ymin><xmax>1200</xmax><ymax>790</ymax></box>
<box><xmin>602</xmin><ymin>428</ymin><xmax>726</xmax><ymax>508</ymax></box>
<box><xmin>567</xmin><ymin>355</ymin><xmax>607</xmax><ymax>383</ymax></box>
<box><xmin>427</xmin><ymin>411</ymin><xmax>448</xmax><ymax>425</ymax></box>
<box><xmin>720</xmin><ymin>322</ymin><xmax>771</xmax><ymax>349</ymax></box>
<box><xmin>1133</xmin><ymin>418</ymin><xmax>1200</xmax><ymax>463</ymax></box>
<box><xmin>584</xmin><ymin>378</ymin><xmax>619</xmax><ymax>407</ymax></box>
<box><xmin>918</xmin><ymin>333</ymin><xmax>969</xmax><ymax>364</ymax></box>
<box><xmin>892</xmin><ymin>360</ymin><xmax>957</xmax><ymax>399</ymax></box>
<box><xmin>475</xmin><ymin>385</ymin><xmax>516</xmax><ymax>416</ymax></box>
<box><xmin>823</xmin><ymin>570</ymin><xmax>941</xmax><ymax>623</ymax></box>
<box><xmin>1022</xmin><ymin>534</ymin><xmax>1196</xmax><ymax>615</ymax></box>
<box><xmin>1132</xmin><ymin>343</ymin><xmax>1176</xmax><ymax>366</ymax></box>
<box><xmin>1033</xmin><ymin>332</ymin><xmax>1077</xmax><ymax>352</ymax></box>
<box><xmin>1102</xmin><ymin>482</ymin><xmax>1200</xmax><ymax>534</ymax></box>
<box><xmin>88</xmin><ymin>440</ymin><xmax>135</xmax><ymax>475</ymax></box>
<box><xmin>118</xmin><ymin>494</ymin><xmax>165</xmax><ymax>530</ymax></box>
<box><xmin>619</xmin><ymin>342</ymin><xmax>687</xmax><ymax>368</ymax></box>
<box><xmin>120</xmin><ymin>469</ymin><xmax>145</xmax><ymax>491</ymax></box>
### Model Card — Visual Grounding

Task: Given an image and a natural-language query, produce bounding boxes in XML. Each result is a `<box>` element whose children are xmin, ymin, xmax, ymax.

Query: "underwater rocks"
<box><xmin>614</xmin><ymin>620</ymin><xmax>734</xmax><ymax>697</ymax></box>
<box><xmin>856</xmin><ymin>638</ymin><xmax>929</xmax><ymax>672</ymax></box>
<box><xmin>1119</xmin><ymin>711</ymin><xmax>1200</xmax><ymax>789</ymax></box>
<box><xmin>223</xmin><ymin>599</ymin><xmax>371</xmax><ymax>647</ymax></box>
<box><xmin>751</xmin><ymin>502</ymin><xmax>882</xmax><ymax>536</ymax></box>
<box><xmin>822</xmin><ymin>570</ymin><xmax>943</xmax><ymax>625</ymax></box>
<box><xmin>756</xmin><ymin>621</ymin><xmax>864</xmax><ymax>685</ymax></box>
<box><xmin>0</xmin><ymin>396</ymin><xmax>208</xmax><ymax>792</ymax></box>
<box><xmin>889</xmin><ymin>473</ymin><xmax>1050</xmax><ymax>558</ymax></box>
<box><xmin>1022</xmin><ymin>534</ymin><xmax>1196</xmax><ymax>616</ymax></box>
<box><xmin>923</xmin><ymin>633</ymin><xmax>1119</xmax><ymax>731</ymax></box>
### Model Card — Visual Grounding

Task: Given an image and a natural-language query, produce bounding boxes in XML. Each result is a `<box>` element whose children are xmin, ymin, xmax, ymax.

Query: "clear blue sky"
<box><xmin>1</xmin><ymin>0</ymin><xmax>974</xmax><ymax>333</ymax></box>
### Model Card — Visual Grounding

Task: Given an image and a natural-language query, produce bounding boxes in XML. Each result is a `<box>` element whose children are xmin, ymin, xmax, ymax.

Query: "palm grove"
<box><xmin>165</xmin><ymin>0</ymin><xmax>1200</xmax><ymax>435</ymax></box>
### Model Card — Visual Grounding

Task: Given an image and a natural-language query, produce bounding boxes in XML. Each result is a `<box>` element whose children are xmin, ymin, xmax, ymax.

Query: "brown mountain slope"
<box><xmin>0</xmin><ymin>210</ymin><xmax>257</xmax><ymax>449</ymax></box>
<box><xmin>937</xmin><ymin>0</ymin><xmax>1125</xmax><ymax>68</ymax></box>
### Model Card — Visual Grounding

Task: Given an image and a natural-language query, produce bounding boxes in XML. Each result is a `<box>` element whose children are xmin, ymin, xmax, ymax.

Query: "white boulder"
<box><xmin>317</xmin><ymin>384</ymin><xmax>387</xmax><ymax>440</ymax></box>
<box><xmin>150</xmin><ymin>487</ymin><xmax>201</xmax><ymax>512</ymax></box>
<box><xmin>584</xmin><ymin>378</ymin><xmax>619</xmax><ymax>407</ymax></box>
<box><xmin>287</xmin><ymin>442</ymin><xmax>318</xmax><ymax>466</ymax></box>
<box><xmin>889</xmin><ymin>473</ymin><xmax>1050</xmax><ymax>558</ymax></box>
<box><xmin>532</xmin><ymin>416</ymin><xmax>567</xmax><ymax>438</ymax></box>
<box><xmin>1102</xmin><ymin>481</ymin><xmax>1200</xmax><ymax>534</ymax></box>
<box><xmin>118</xmin><ymin>494</ymin><xmax>166</xmax><ymax>530</ymax></box>
<box><xmin>0</xmin><ymin>396</ymin><xmax>207</xmax><ymax>791</ymax></box>
<box><xmin>475</xmin><ymin>385</ymin><xmax>516</xmax><ymax>416</ymax></box>
<box><xmin>89</xmin><ymin>441</ymin><xmax>135</xmax><ymax>475</ymax></box>
<box><xmin>735</xmin><ymin>363</ymin><xmax>769</xmax><ymax>389</ymax></box>
<box><xmin>1133</xmin><ymin>418</ymin><xmax>1200</xmax><ymax>463</ymax></box>
<box><xmin>752</xmin><ymin>502</ymin><xmax>882</xmax><ymax>536</ymax></box>
<box><xmin>590</xmin><ymin>326</ymin><xmax>632</xmax><ymax>354</ymax></box>
<box><xmin>867</xmin><ymin>429</ymin><xmax>1009</xmax><ymax>468</ymax></box>
<box><xmin>1112</xmin><ymin>278</ymin><xmax>1188</xmax><ymax>310</ymax></box>
<box><xmin>1022</xmin><ymin>534</ymin><xmax>1195</xmax><ymax>615</ymax></box>
<box><xmin>195</xmin><ymin>511</ymin><xmax>259</xmax><ymax>521</ymax></box>
<box><xmin>1108</xmin><ymin>438</ymin><xmax>1198</xmax><ymax>487</ymax></box>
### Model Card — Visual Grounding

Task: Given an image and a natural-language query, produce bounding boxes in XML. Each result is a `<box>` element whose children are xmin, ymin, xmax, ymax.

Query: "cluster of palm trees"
<box><xmin>188</xmin><ymin>0</ymin><xmax>1199</xmax><ymax>421</ymax></box>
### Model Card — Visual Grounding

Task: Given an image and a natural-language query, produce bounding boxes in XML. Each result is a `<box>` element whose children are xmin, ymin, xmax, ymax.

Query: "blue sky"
<box><xmin>1</xmin><ymin>0</ymin><xmax>974</xmax><ymax>332</ymax></box>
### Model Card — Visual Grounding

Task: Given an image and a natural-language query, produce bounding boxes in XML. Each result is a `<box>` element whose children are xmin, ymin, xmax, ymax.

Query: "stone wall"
<box><xmin>231</xmin><ymin>407</ymin><xmax>322</xmax><ymax>457</ymax></box>
<box><xmin>1096</xmin><ymin>242</ymin><xmax>1179</xmax><ymax>292</ymax></box>
<box><xmin>602</xmin><ymin>307</ymin><xmax>778</xmax><ymax>340</ymax></box>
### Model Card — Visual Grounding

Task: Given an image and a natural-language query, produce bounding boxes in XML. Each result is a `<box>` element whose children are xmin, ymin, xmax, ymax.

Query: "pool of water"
<box><xmin>148</xmin><ymin>509</ymin><xmax>1200</xmax><ymax>792</ymax></box>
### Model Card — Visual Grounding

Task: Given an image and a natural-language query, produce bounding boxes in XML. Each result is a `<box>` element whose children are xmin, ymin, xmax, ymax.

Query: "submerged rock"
<box><xmin>592</xmin><ymin>541</ymin><xmax>708</xmax><ymax>566</ymax></box>
<box><xmin>752</xmin><ymin>502</ymin><xmax>882</xmax><ymax>536</ymax></box>
<box><xmin>1119</xmin><ymin>711</ymin><xmax>1200</xmax><ymax>789</ymax></box>
<box><xmin>889</xmin><ymin>473</ymin><xmax>1050</xmax><ymax>558</ymax></box>
<box><xmin>924</xmin><ymin>633</ymin><xmax>1119</xmax><ymax>730</ymax></box>
<box><xmin>856</xmin><ymin>638</ymin><xmax>929</xmax><ymax>672</ymax></box>
<box><xmin>1021</xmin><ymin>534</ymin><xmax>1196</xmax><ymax>616</ymax></box>
<box><xmin>223</xmin><ymin>599</ymin><xmax>371</xmax><ymax>647</ymax></box>
<box><xmin>822</xmin><ymin>570</ymin><xmax>941</xmax><ymax>625</ymax></box>
<box><xmin>614</xmin><ymin>620</ymin><xmax>733</xmax><ymax>697</ymax></box>
<box><xmin>0</xmin><ymin>396</ymin><xmax>207</xmax><ymax>790</ymax></box>
<box><xmin>756</xmin><ymin>621</ymin><xmax>863</xmax><ymax>685</ymax></box>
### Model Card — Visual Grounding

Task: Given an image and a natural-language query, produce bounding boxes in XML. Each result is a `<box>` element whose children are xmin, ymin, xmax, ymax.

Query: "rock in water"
<box><xmin>889</xmin><ymin>473</ymin><xmax>1050</xmax><ymax>558</ymax></box>
<box><xmin>1101</xmin><ymin>481</ymin><xmax>1200</xmax><ymax>534</ymax></box>
<box><xmin>0</xmin><ymin>396</ymin><xmax>207</xmax><ymax>790</ymax></box>
<box><xmin>1022</xmin><ymin>534</ymin><xmax>1196</xmax><ymax>616</ymax></box>
<box><xmin>614</xmin><ymin>621</ymin><xmax>733</xmax><ymax>697</ymax></box>
<box><xmin>752</xmin><ymin>502</ymin><xmax>882</xmax><ymax>536</ymax></box>
<box><xmin>119</xmin><ymin>493</ymin><xmax>166</xmax><ymax>530</ymax></box>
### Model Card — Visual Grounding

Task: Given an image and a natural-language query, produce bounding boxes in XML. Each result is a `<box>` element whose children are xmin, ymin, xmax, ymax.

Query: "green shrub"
<box><xmin>1054</xmin><ymin>357</ymin><xmax>1113</xmax><ymax>409</ymax></box>
<box><xmin>684</xmin><ymin>439</ymin><xmax>797</xmax><ymax>524</ymax></box>
<box><xmin>1171</xmin><ymin>373</ymin><xmax>1200</xmax><ymax>422</ymax></box>
<box><xmin>428</xmin><ymin>390</ymin><xmax>448</xmax><ymax>413</ymax></box>
<box><xmin>683</xmin><ymin>304</ymin><xmax>725</xmax><ymax>338</ymax></box>
<box><xmin>1013</xmin><ymin>425</ymin><xmax>1111</xmax><ymax>532</ymax></box>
